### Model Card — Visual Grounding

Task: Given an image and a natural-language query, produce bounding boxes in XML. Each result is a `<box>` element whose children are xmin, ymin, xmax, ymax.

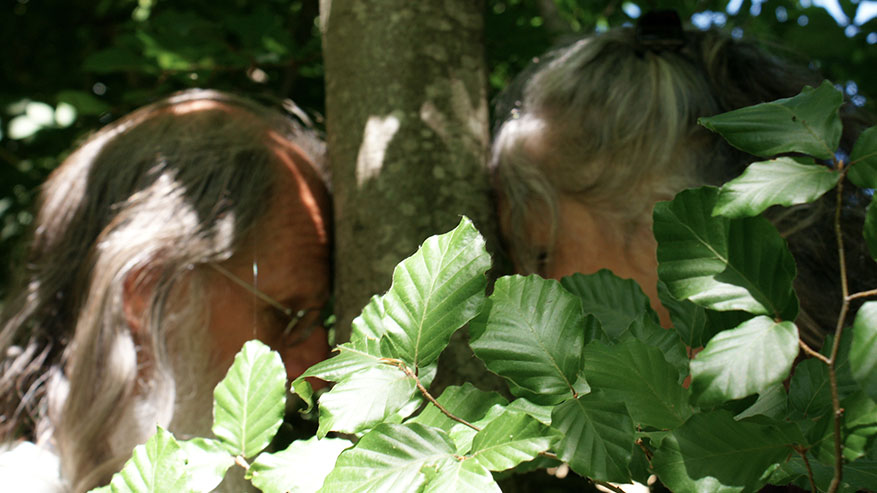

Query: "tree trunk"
<box><xmin>321</xmin><ymin>0</ymin><xmax>505</xmax><ymax>392</ymax></box>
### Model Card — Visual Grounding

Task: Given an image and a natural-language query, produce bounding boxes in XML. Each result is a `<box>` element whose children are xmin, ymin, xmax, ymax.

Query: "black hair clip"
<box><xmin>635</xmin><ymin>10</ymin><xmax>685</xmax><ymax>54</ymax></box>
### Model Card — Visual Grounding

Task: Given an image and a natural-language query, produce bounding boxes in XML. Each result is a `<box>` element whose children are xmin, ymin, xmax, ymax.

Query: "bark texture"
<box><xmin>321</xmin><ymin>0</ymin><xmax>506</xmax><ymax>392</ymax></box>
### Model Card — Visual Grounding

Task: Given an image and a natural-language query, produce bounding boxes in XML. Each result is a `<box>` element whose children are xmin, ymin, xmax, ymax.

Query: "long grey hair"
<box><xmin>491</xmin><ymin>26</ymin><xmax>873</xmax><ymax>345</ymax></box>
<box><xmin>0</xmin><ymin>89</ymin><xmax>325</xmax><ymax>492</ymax></box>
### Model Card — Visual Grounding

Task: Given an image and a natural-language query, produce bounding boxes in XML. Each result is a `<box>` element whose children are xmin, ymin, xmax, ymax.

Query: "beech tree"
<box><xmin>321</xmin><ymin>0</ymin><xmax>506</xmax><ymax>391</ymax></box>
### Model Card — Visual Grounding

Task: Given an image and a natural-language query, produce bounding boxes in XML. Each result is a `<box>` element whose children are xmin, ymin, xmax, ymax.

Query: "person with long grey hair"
<box><xmin>491</xmin><ymin>12</ymin><xmax>873</xmax><ymax>347</ymax></box>
<box><xmin>0</xmin><ymin>89</ymin><xmax>332</xmax><ymax>492</ymax></box>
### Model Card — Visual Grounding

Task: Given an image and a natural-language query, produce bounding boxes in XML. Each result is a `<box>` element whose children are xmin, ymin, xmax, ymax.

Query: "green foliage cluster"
<box><xmin>94</xmin><ymin>83</ymin><xmax>876</xmax><ymax>492</ymax></box>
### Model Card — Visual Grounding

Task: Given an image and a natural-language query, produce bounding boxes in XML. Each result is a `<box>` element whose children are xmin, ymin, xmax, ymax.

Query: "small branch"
<box><xmin>827</xmin><ymin>172</ymin><xmax>851</xmax><ymax>493</ymax></box>
<box><xmin>539</xmin><ymin>451</ymin><xmax>560</xmax><ymax>461</ymax></box>
<box><xmin>380</xmin><ymin>358</ymin><xmax>481</xmax><ymax>432</ymax></box>
<box><xmin>847</xmin><ymin>288</ymin><xmax>877</xmax><ymax>301</ymax></box>
<box><xmin>234</xmin><ymin>455</ymin><xmax>249</xmax><ymax>471</ymax></box>
<box><xmin>593</xmin><ymin>479</ymin><xmax>628</xmax><ymax>493</ymax></box>
<box><xmin>795</xmin><ymin>447</ymin><xmax>818</xmax><ymax>493</ymax></box>
<box><xmin>799</xmin><ymin>339</ymin><xmax>831</xmax><ymax>365</ymax></box>
<box><xmin>635</xmin><ymin>438</ymin><xmax>654</xmax><ymax>463</ymax></box>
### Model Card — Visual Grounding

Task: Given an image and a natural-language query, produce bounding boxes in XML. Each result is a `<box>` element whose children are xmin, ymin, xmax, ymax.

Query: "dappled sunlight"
<box><xmin>355</xmin><ymin>113</ymin><xmax>400</xmax><ymax>187</ymax></box>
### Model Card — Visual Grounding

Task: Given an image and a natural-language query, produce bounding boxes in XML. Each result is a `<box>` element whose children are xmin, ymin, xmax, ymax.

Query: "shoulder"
<box><xmin>0</xmin><ymin>441</ymin><xmax>66</xmax><ymax>493</ymax></box>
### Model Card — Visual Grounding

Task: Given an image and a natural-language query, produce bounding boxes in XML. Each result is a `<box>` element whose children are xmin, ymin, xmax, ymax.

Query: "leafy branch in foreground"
<box><xmin>94</xmin><ymin>82</ymin><xmax>876</xmax><ymax>492</ymax></box>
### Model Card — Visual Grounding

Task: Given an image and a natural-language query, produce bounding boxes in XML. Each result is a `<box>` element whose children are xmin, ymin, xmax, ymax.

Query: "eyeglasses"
<box><xmin>209</xmin><ymin>262</ymin><xmax>324</xmax><ymax>346</ymax></box>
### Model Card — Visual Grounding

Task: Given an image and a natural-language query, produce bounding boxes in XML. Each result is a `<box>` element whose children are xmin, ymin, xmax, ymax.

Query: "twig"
<box><xmin>379</xmin><ymin>358</ymin><xmax>481</xmax><ymax>432</ymax></box>
<box><xmin>593</xmin><ymin>479</ymin><xmax>628</xmax><ymax>493</ymax></box>
<box><xmin>847</xmin><ymin>288</ymin><xmax>877</xmax><ymax>301</ymax></box>
<box><xmin>827</xmin><ymin>170</ymin><xmax>851</xmax><ymax>493</ymax></box>
<box><xmin>795</xmin><ymin>447</ymin><xmax>818</xmax><ymax>493</ymax></box>
<box><xmin>635</xmin><ymin>438</ymin><xmax>654</xmax><ymax>463</ymax></box>
<box><xmin>799</xmin><ymin>339</ymin><xmax>830</xmax><ymax>364</ymax></box>
<box><xmin>234</xmin><ymin>455</ymin><xmax>249</xmax><ymax>471</ymax></box>
<box><xmin>539</xmin><ymin>450</ymin><xmax>560</xmax><ymax>461</ymax></box>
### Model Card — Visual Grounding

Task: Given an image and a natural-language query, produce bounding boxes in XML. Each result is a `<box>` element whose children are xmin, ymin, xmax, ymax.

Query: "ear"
<box><xmin>122</xmin><ymin>266</ymin><xmax>157</xmax><ymax>338</ymax></box>
<box><xmin>123</xmin><ymin>266</ymin><xmax>163</xmax><ymax>384</ymax></box>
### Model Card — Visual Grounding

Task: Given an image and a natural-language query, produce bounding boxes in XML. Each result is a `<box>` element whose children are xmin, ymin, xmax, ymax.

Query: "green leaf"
<box><xmin>447</xmin><ymin>404</ymin><xmax>509</xmax><ymax>456</ymax></box>
<box><xmin>713</xmin><ymin>157</ymin><xmax>840</xmax><ymax>218</ymax></box>
<box><xmin>851</xmin><ymin>302</ymin><xmax>877</xmax><ymax>401</ymax></box>
<box><xmin>319</xmin><ymin>423</ymin><xmax>456</xmax><ymax>493</ymax></box>
<box><xmin>822</xmin><ymin>330</ymin><xmax>863</xmax><ymax>402</ymax></box>
<box><xmin>658</xmin><ymin>281</ymin><xmax>713</xmax><ymax>348</ymax></box>
<box><xmin>381</xmin><ymin>216</ymin><xmax>490</xmax><ymax>368</ymax></box>
<box><xmin>409</xmin><ymin>383</ymin><xmax>509</xmax><ymax>454</ymax></box>
<box><xmin>410</xmin><ymin>383</ymin><xmax>507</xmax><ymax>431</ymax></box>
<box><xmin>583</xmin><ymin>339</ymin><xmax>693</xmax><ymax>429</ymax></box>
<box><xmin>109</xmin><ymin>427</ymin><xmax>190</xmax><ymax>493</ymax></box>
<box><xmin>297</xmin><ymin>338</ymin><xmax>385</xmax><ymax>384</ymax></box>
<box><xmin>470</xmin><ymin>275</ymin><xmax>586</xmax><ymax>405</ymax></box>
<box><xmin>690</xmin><ymin>316</ymin><xmax>799</xmax><ymax>406</ymax></box>
<box><xmin>771</xmin><ymin>455</ymin><xmax>877</xmax><ymax>493</ymax></box>
<box><xmin>698</xmin><ymin>81</ymin><xmax>843</xmax><ymax>160</ymax></box>
<box><xmin>551</xmin><ymin>392</ymin><xmax>634</xmax><ymax>483</ymax></box>
<box><xmin>866</xmin><ymin>200</ymin><xmax>877</xmax><ymax>262</ymax></box>
<box><xmin>212</xmin><ymin>340</ymin><xmax>286</xmax><ymax>459</ymax></box>
<box><xmin>734</xmin><ymin>384</ymin><xmax>788</xmax><ymax>421</ymax></box>
<box><xmin>247</xmin><ymin>437</ymin><xmax>350</xmax><ymax>493</ymax></box>
<box><xmin>291</xmin><ymin>339</ymin><xmax>383</xmax><ymax>412</ymax></box>
<box><xmin>177</xmin><ymin>438</ymin><xmax>233</xmax><ymax>493</ymax></box>
<box><xmin>788</xmin><ymin>358</ymin><xmax>833</xmax><ymax>422</ymax></box>
<box><xmin>350</xmin><ymin>295</ymin><xmax>387</xmax><ymax>344</ymax></box>
<box><xmin>506</xmin><ymin>398</ymin><xmax>555</xmax><ymax>426</ymax></box>
<box><xmin>623</xmin><ymin>313</ymin><xmax>690</xmax><ymax>381</ymax></box>
<box><xmin>470</xmin><ymin>410</ymin><xmax>559</xmax><ymax>471</ymax></box>
<box><xmin>651</xmin><ymin>433</ymin><xmax>744</xmax><ymax>493</ymax></box>
<box><xmin>316</xmin><ymin>364</ymin><xmax>420</xmax><ymax>437</ymax></box>
<box><xmin>83</xmin><ymin>45</ymin><xmax>152</xmax><ymax>74</ymax></box>
<box><xmin>423</xmin><ymin>459</ymin><xmax>501</xmax><ymax>493</ymax></box>
<box><xmin>56</xmin><ymin>90</ymin><xmax>111</xmax><ymax>116</ymax></box>
<box><xmin>840</xmin><ymin>392</ymin><xmax>877</xmax><ymax>462</ymax></box>
<box><xmin>844</xmin><ymin>459</ymin><xmax>877</xmax><ymax>490</ymax></box>
<box><xmin>560</xmin><ymin>270</ymin><xmax>651</xmax><ymax>341</ymax></box>
<box><xmin>848</xmin><ymin>126</ymin><xmax>877</xmax><ymax>189</ymax></box>
<box><xmin>654</xmin><ymin>410</ymin><xmax>791</xmax><ymax>491</ymax></box>
<box><xmin>654</xmin><ymin>187</ymin><xmax>798</xmax><ymax>319</ymax></box>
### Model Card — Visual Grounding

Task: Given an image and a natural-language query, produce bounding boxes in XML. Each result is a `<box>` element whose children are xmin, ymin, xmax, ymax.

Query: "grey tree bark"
<box><xmin>320</xmin><ymin>0</ymin><xmax>506</xmax><ymax>392</ymax></box>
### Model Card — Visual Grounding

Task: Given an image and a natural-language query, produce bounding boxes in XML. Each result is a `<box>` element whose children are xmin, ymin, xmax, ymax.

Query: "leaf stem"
<box><xmin>380</xmin><ymin>358</ymin><xmax>481</xmax><ymax>432</ymax></box>
<box><xmin>799</xmin><ymin>339</ymin><xmax>830</xmax><ymax>364</ymax></box>
<box><xmin>635</xmin><ymin>438</ymin><xmax>654</xmax><ymax>463</ymax></box>
<box><xmin>827</xmin><ymin>170</ymin><xmax>851</xmax><ymax>493</ymax></box>
<box><xmin>234</xmin><ymin>455</ymin><xmax>249</xmax><ymax>471</ymax></box>
<box><xmin>593</xmin><ymin>479</ymin><xmax>628</xmax><ymax>493</ymax></box>
<box><xmin>795</xmin><ymin>447</ymin><xmax>818</xmax><ymax>493</ymax></box>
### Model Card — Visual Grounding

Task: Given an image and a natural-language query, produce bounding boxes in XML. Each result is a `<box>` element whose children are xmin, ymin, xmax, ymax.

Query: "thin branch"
<box><xmin>847</xmin><ymin>288</ymin><xmax>877</xmax><ymax>301</ymax></box>
<box><xmin>795</xmin><ymin>447</ymin><xmax>818</xmax><ymax>493</ymax></box>
<box><xmin>380</xmin><ymin>358</ymin><xmax>481</xmax><ymax>432</ymax></box>
<box><xmin>827</xmin><ymin>171</ymin><xmax>851</xmax><ymax>493</ymax></box>
<box><xmin>799</xmin><ymin>339</ymin><xmax>831</xmax><ymax>365</ymax></box>
<box><xmin>234</xmin><ymin>455</ymin><xmax>249</xmax><ymax>471</ymax></box>
<box><xmin>593</xmin><ymin>479</ymin><xmax>628</xmax><ymax>493</ymax></box>
<box><xmin>635</xmin><ymin>438</ymin><xmax>654</xmax><ymax>463</ymax></box>
<box><xmin>539</xmin><ymin>451</ymin><xmax>559</xmax><ymax>461</ymax></box>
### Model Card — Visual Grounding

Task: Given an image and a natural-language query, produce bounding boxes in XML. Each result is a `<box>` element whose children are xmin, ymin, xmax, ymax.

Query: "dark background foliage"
<box><xmin>1</xmin><ymin>0</ymin><xmax>875</xmax><ymax>298</ymax></box>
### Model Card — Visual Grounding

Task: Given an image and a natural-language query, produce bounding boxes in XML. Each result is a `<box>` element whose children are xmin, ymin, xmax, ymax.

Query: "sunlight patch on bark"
<box><xmin>356</xmin><ymin>114</ymin><xmax>401</xmax><ymax>186</ymax></box>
